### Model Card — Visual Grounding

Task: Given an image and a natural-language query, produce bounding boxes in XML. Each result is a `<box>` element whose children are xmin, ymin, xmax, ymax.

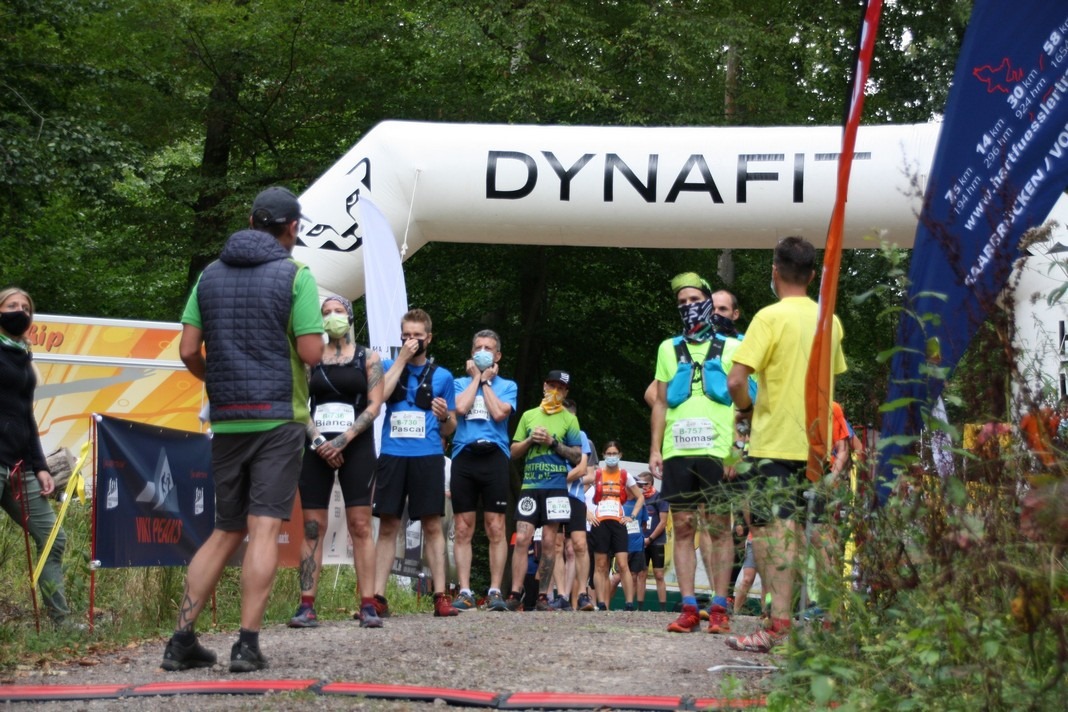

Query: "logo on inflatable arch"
<box><xmin>297</xmin><ymin>156</ymin><xmax>371</xmax><ymax>253</ymax></box>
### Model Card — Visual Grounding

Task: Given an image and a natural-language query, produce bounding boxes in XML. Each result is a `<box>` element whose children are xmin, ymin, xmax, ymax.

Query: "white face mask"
<box><xmin>605</xmin><ymin>456</ymin><xmax>620</xmax><ymax>468</ymax></box>
<box><xmin>770</xmin><ymin>278</ymin><xmax>778</xmax><ymax>299</ymax></box>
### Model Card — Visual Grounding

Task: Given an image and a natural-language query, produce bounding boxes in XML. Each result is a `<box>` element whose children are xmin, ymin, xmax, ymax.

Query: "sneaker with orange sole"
<box><xmin>725</xmin><ymin>620</ymin><xmax>789</xmax><ymax>653</ymax></box>
<box><xmin>667</xmin><ymin>604</ymin><xmax>701</xmax><ymax>633</ymax></box>
<box><xmin>707</xmin><ymin>603</ymin><xmax>731</xmax><ymax>634</ymax></box>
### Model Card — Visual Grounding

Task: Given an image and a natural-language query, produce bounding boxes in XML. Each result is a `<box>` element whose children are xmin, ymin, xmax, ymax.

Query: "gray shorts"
<box><xmin>211</xmin><ymin>422</ymin><xmax>305</xmax><ymax>530</ymax></box>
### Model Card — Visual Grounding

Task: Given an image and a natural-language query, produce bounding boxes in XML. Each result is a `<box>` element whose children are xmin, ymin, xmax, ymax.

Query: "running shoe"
<box><xmin>550</xmin><ymin>596</ymin><xmax>572</xmax><ymax>611</ymax></box>
<box><xmin>576</xmin><ymin>593</ymin><xmax>595</xmax><ymax>611</ymax></box>
<box><xmin>504</xmin><ymin>592</ymin><xmax>524</xmax><ymax>612</ymax></box>
<box><xmin>433</xmin><ymin>592</ymin><xmax>460</xmax><ymax>617</ymax></box>
<box><xmin>372</xmin><ymin>594</ymin><xmax>390</xmax><ymax>618</ymax></box>
<box><xmin>707</xmin><ymin>603</ymin><xmax>731</xmax><ymax>634</ymax></box>
<box><xmin>452</xmin><ymin>591</ymin><xmax>477</xmax><ymax>611</ymax></box>
<box><xmin>229</xmin><ymin>641</ymin><xmax>268</xmax><ymax>673</ymax></box>
<box><xmin>287</xmin><ymin>604</ymin><xmax>319</xmax><ymax>628</ymax></box>
<box><xmin>359</xmin><ymin>603</ymin><xmax>383</xmax><ymax>628</ymax></box>
<box><xmin>724</xmin><ymin>625</ymin><xmax>788</xmax><ymax>653</ymax></box>
<box><xmin>534</xmin><ymin>594</ymin><xmax>552</xmax><ymax>611</ymax></box>
<box><xmin>161</xmin><ymin>634</ymin><xmax>216</xmax><ymax>672</ymax></box>
<box><xmin>486</xmin><ymin>591</ymin><xmax>509</xmax><ymax>612</ymax></box>
<box><xmin>667</xmin><ymin>604</ymin><xmax>701</xmax><ymax>633</ymax></box>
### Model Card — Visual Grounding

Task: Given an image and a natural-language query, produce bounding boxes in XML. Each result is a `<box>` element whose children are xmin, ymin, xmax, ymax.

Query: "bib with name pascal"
<box><xmin>314</xmin><ymin>403</ymin><xmax>356</xmax><ymax>433</ymax></box>
<box><xmin>672</xmin><ymin>418</ymin><xmax>714</xmax><ymax>450</ymax></box>
<box><xmin>390</xmin><ymin>411</ymin><xmax>426</xmax><ymax>438</ymax></box>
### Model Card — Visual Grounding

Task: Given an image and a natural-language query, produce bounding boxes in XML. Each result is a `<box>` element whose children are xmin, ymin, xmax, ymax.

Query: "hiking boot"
<box><xmin>724</xmin><ymin>625</ymin><xmax>788</xmax><ymax>653</ymax></box>
<box><xmin>534</xmin><ymin>594</ymin><xmax>552</xmax><ymax>611</ymax></box>
<box><xmin>576</xmin><ymin>593</ymin><xmax>595</xmax><ymax>611</ymax></box>
<box><xmin>161</xmin><ymin>634</ymin><xmax>217</xmax><ymax>672</ymax></box>
<box><xmin>504</xmin><ymin>592</ymin><xmax>524</xmax><ymax>612</ymax></box>
<box><xmin>229</xmin><ymin>641</ymin><xmax>268</xmax><ymax>673</ymax></box>
<box><xmin>287</xmin><ymin>604</ymin><xmax>319</xmax><ymax>628</ymax></box>
<box><xmin>372</xmin><ymin>594</ymin><xmax>390</xmax><ymax>618</ymax></box>
<box><xmin>486</xmin><ymin>591</ymin><xmax>509</xmax><ymax>612</ymax></box>
<box><xmin>359</xmin><ymin>603</ymin><xmax>383</xmax><ymax>629</ymax></box>
<box><xmin>667</xmin><ymin>604</ymin><xmax>701</xmax><ymax>633</ymax></box>
<box><xmin>550</xmin><ymin>596</ymin><xmax>572</xmax><ymax>611</ymax></box>
<box><xmin>707</xmin><ymin>603</ymin><xmax>731</xmax><ymax>634</ymax></box>
<box><xmin>433</xmin><ymin>592</ymin><xmax>460</xmax><ymax>617</ymax></box>
<box><xmin>452</xmin><ymin>591</ymin><xmax>477</xmax><ymax>611</ymax></box>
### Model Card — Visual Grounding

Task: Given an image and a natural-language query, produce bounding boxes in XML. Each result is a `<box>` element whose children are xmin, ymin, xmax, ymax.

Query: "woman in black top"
<box><xmin>0</xmin><ymin>287</ymin><xmax>71</xmax><ymax>625</ymax></box>
<box><xmin>289</xmin><ymin>295</ymin><xmax>385</xmax><ymax>628</ymax></box>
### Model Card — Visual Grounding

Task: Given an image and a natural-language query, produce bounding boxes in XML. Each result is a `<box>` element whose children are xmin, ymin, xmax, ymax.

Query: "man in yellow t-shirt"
<box><xmin>726</xmin><ymin>236</ymin><xmax>846</xmax><ymax>654</ymax></box>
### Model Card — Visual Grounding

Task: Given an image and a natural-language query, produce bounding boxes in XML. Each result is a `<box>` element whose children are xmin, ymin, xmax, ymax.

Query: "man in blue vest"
<box><xmin>162</xmin><ymin>187</ymin><xmax>325</xmax><ymax>673</ymax></box>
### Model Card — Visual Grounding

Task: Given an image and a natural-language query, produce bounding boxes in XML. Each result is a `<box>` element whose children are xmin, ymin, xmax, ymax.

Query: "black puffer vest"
<box><xmin>197</xmin><ymin>229</ymin><xmax>300</xmax><ymax>423</ymax></box>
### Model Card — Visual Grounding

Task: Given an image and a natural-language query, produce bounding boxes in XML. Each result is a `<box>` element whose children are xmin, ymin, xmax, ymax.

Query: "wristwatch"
<box><xmin>311</xmin><ymin>435</ymin><xmax>328</xmax><ymax>451</ymax></box>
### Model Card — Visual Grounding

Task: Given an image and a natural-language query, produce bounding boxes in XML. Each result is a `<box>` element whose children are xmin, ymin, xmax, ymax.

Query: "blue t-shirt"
<box><xmin>380</xmin><ymin>360</ymin><xmax>456</xmax><ymax>457</ymax></box>
<box><xmin>567</xmin><ymin>431</ymin><xmax>593</xmax><ymax>499</ymax></box>
<box><xmin>451</xmin><ymin>375</ymin><xmax>518</xmax><ymax>457</ymax></box>
<box><xmin>628</xmin><ymin>506</ymin><xmax>649</xmax><ymax>553</ymax></box>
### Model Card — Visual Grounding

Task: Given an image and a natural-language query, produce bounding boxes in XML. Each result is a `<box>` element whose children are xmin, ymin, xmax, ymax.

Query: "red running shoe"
<box><xmin>433</xmin><ymin>592</ymin><xmax>460</xmax><ymax>617</ymax></box>
<box><xmin>707</xmin><ymin>603</ymin><xmax>731</xmax><ymax>634</ymax></box>
<box><xmin>667</xmin><ymin>604</ymin><xmax>701</xmax><ymax>633</ymax></box>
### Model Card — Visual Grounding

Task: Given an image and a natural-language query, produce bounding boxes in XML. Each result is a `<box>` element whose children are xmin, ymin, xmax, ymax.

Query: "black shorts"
<box><xmin>590</xmin><ymin>519</ymin><xmax>629</xmax><ymax>555</ymax></box>
<box><xmin>450</xmin><ymin>447</ymin><xmax>510</xmax><ymax>514</ymax></box>
<box><xmin>298</xmin><ymin>430</ymin><xmax>377</xmax><ymax>509</ymax></box>
<box><xmin>660</xmin><ymin>456</ymin><xmax>738</xmax><ymax>513</ymax></box>
<box><xmin>373</xmin><ymin>453</ymin><xmax>445</xmax><ymax>520</ymax></box>
<box><xmin>645</xmin><ymin>543</ymin><xmax>666</xmax><ymax>569</ymax></box>
<box><xmin>515</xmin><ymin>488</ymin><xmax>571</xmax><ymax>527</ymax></box>
<box><xmin>561</xmin><ymin>495</ymin><xmax>587</xmax><ymax>535</ymax></box>
<box><xmin>627</xmin><ymin>550</ymin><xmax>647</xmax><ymax>574</ymax></box>
<box><xmin>742</xmin><ymin>457</ymin><xmax>829</xmax><ymax>527</ymax></box>
<box><xmin>211</xmin><ymin>422</ymin><xmax>305</xmax><ymax>530</ymax></box>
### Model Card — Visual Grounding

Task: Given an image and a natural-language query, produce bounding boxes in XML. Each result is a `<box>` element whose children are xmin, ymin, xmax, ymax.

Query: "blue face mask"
<box><xmin>473</xmin><ymin>350</ymin><xmax>494</xmax><ymax>371</ymax></box>
<box><xmin>605</xmin><ymin>456</ymin><xmax>620</xmax><ymax>468</ymax></box>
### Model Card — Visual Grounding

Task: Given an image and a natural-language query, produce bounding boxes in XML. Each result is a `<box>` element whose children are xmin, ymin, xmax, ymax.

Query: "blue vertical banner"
<box><xmin>93</xmin><ymin>415</ymin><xmax>214</xmax><ymax>567</ymax></box>
<box><xmin>880</xmin><ymin>4</ymin><xmax>1068</xmax><ymax>498</ymax></box>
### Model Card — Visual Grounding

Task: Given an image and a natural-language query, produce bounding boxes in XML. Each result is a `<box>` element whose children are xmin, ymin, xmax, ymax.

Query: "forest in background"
<box><xmin>1</xmin><ymin>0</ymin><xmax>979</xmax><ymax>456</ymax></box>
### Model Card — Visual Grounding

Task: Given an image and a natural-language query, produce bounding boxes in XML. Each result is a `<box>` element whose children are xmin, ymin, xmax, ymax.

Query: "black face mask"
<box><xmin>413</xmin><ymin>338</ymin><xmax>427</xmax><ymax>357</ymax></box>
<box><xmin>0</xmin><ymin>310</ymin><xmax>31</xmax><ymax>337</ymax></box>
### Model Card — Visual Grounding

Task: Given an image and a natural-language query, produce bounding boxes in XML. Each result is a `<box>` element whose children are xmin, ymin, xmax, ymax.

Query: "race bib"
<box><xmin>545</xmin><ymin>496</ymin><xmax>572</xmax><ymax>521</ymax></box>
<box><xmin>672</xmin><ymin>418</ymin><xmax>714</xmax><ymax>450</ymax></box>
<box><xmin>390</xmin><ymin>411</ymin><xmax>426</xmax><ymax>439</ymax></box>
<box><xmin>625</xmin><ymin>518</ymin><xmax>641</xmax><ymax>535</ymax></box>
<box><xmin>314</xmin><ymin>402</ymin><xmax>355</xmax><ymax>433</ymax></box>
<box><xmin>596</xmin><ymin>499</ymin><xmax>622</xmax><ymax>519</ymax></box>
<box><xmin>466</xmin><ymin>395</ymin><xmax>489</xmax><ymax>421</ymax></box>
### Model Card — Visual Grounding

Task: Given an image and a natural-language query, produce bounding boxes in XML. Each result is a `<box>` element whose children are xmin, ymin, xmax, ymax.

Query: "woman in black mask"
<box><xmin>0</xmin><ymin>286</ymin><xmax>72</xmax><ymax>625</ymax></box>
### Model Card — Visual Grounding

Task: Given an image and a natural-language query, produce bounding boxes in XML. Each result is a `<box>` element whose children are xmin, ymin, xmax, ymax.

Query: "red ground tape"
<box><xmin>321</xmin><ymin>681</ymin><xmax>500</xmax><ymax>706</ymax></box>
<box><xmin>499</xmin><ymin>691</ymin><xmax>685</xmax><ymax>710</ymax></box>
<box><xmin>0</xmin><ymin>684</ymin><xmax>129</xmax><ymax>701</ymax></box>
<box><xmin>129</xmin><ymin>679</ymin><xmax>319</xmax><ymax>696</ymax></box>
<box><xmin>691</xmin><ymin>696</ymin><xmax>768</xmax><ymax>709</ymax></box>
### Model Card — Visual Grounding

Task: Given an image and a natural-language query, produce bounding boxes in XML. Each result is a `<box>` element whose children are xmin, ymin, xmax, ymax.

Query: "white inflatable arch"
<box><xmin>293</xmin><ymin>120</ymin><xmax>1068</xmax><ymax>397</ymax></box>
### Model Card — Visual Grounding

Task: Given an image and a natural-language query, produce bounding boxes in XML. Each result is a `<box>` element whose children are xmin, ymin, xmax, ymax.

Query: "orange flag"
<box><xmin>805</xmin><ymin>0</ymin><xmax>883</xmax><ymax>482</ymax></box>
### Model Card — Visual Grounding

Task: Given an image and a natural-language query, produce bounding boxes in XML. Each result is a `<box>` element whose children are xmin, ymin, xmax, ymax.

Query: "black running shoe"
<box><xmin>161</xmin><ymin>634</ymin><xmax>217</xmax><ymax>672</ymax></box>
<box><xmin>229</xmin><ymin>641</ymin><xmax>269</xmax><ymax>673</ymax></box>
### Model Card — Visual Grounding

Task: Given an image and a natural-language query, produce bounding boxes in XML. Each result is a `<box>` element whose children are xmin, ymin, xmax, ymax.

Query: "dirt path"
<box><xmin>4</xmin><ymin>609</ymin><xmax>778</xmax><ymax>710</ymax></box>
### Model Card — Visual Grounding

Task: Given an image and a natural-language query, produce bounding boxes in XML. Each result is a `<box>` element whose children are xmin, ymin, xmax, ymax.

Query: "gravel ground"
<box><xmin>4</xmin><ymin>609</ymin><xmax>779</xmax><ymax>710</ymax></box>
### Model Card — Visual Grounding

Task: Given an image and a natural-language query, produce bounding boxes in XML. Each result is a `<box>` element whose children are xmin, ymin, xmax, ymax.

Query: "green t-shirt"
<box><xmin>181</xmin><ymin>263</ymin><xmax>322</xmax><ymax>434</ymax></box>
<box><xmin>654</xmin><ymin>337</ymin><xmax>739</xmax><ymax>459</ymax></box>
<box><xmin>511</xmin><ymin>407</ymin><xmax>582</xmax><ymax>490</ymax></box>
